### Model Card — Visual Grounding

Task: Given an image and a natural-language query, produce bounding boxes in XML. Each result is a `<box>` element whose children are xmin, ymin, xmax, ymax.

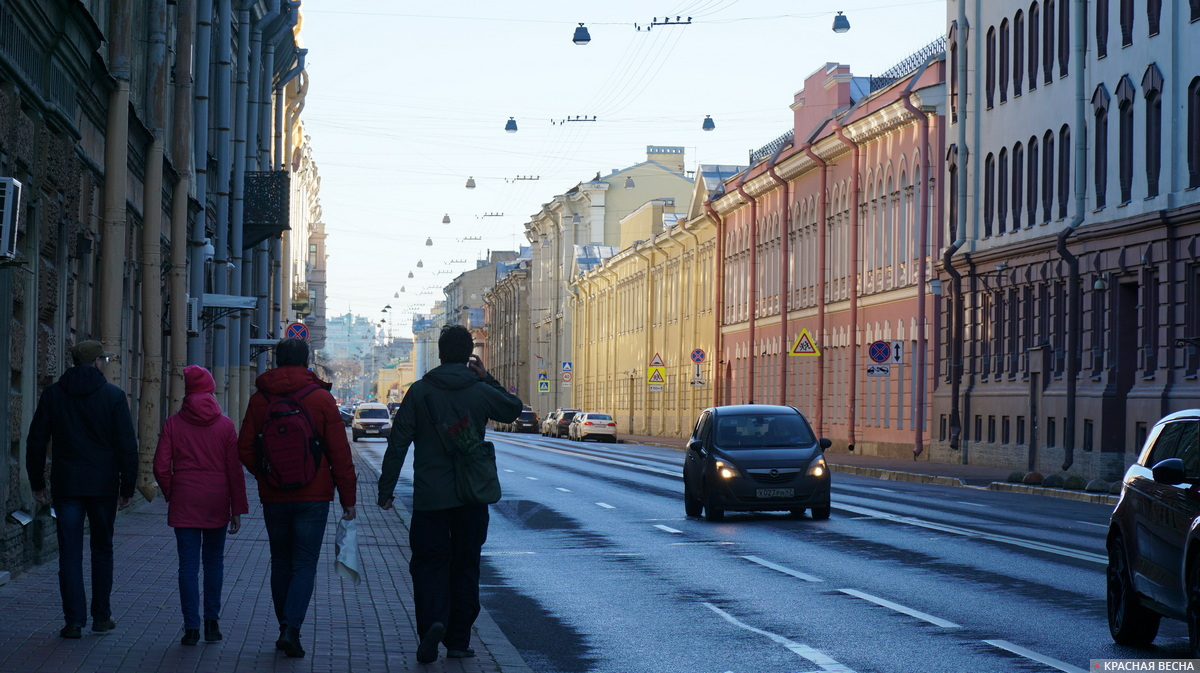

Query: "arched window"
<box><xmin>986</xmin><ymin>27</ymin><xmax>997</xmax><ymax>109</ymax></box>
<box><xmin>984</xmin><ymin>153</ymin><xmax>996</xmax><ymax>237</ymax></box>
<box><xmin>1012</xmin><ymin>143</ymin><xmax>1025</xmax><ymax>229</ymax></box>
<box><xmin>1058</xmin><ymin>0</ymin><xmax>1069</xmax><ymax>77</ymax></box>
<box><xmin>1148</xmin><ymin>0</ymin><xmax>1162</xmax><ymax>36</ymax></box>
<box><xmin>1093</xmin><ymin>84</ymin><xmax>1111</xmax><ymax>208</ymax></box>
<box><xmin>1043</xmin><ymin>130</ymin><xmax>1055</xmax><ymax>222</ymax></box>
<box><xmin>1120</xmin><ymin>0</ymin><xmax>1133</xmax><ymax>46</ymax></box>
<box><xmin>948</xmin><ymin>146</ymin><xmax>959</xmax><ymax>241</ymax></box>
<box><xmin>999</xmin><ymin>20</ymin><xmax>1010</xmax><ymax>103</ymax></box>
<box><xmin>1117</xmin><ymin>75</ymin><xmax>1136</xmax><ymax>203</ymax></box>
<box><xmin>1014</xmin><ymin>11</ymin><xmax>1025</xmax><ymax>95</ymax></box>
<box><xmin>885</xmin><ymin>177</ymin><xmax>894</xmax><ymax>272</ymax></box>
<box><xmin>1029</xmin><ymin>3</ymin><xmax>1041</xmax><ymax>90</ymax></box>
<box><xmin>898</xmin><ymin>172</ymin><xmax>909</xmax><ymax>269</ymax></box>
<box><xmin>949</xmin><ymin>22</ymin><xmax>959</xmax><ymax>123</ymax></box>
<box><xmin>1096</xmin><ymin>0</ymin><xmax>1108</xmax><ymax>58</ymax></box>
<box><xmin>1044</xmin><ymin>0</ymin><xmax>1056</xmax><ymax>85</ymax></box>
<box><xmin>998</xmin><ymin>148</ymin><xmax>1009</xmax><ymax>233</ymax></box>
<box><xmin>1057</xmin><ymin>125</ymin><xmax>1071</xmax><ymax>219</ymax></box>
<box><xmin>1143</xmin><ymin>64</ymin><xmax>1164</xmax><ymax>198</ymax></box>
<box><xmin>1189</xmin><ymin>77</ymin><xmax>1200</xmax><ymax>189</ymax></box>
<box><xmin>1027</xmin><ymin>136</ymin><xmax>1040</xmax><ymax>226</ymax></box>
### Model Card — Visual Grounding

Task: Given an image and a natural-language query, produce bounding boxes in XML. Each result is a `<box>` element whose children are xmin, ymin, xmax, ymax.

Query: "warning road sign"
<box><xmin>649</xmin><ymin>352</ymin><xmax>665</xmax><ymax>367</ymax></box>
<box><xmin>788</xmin><ymin>329</ymin><xmax>821</xmax><ymax>356</ymax></box>
<box><xmin>647</xmin><ymin>367</ymin><xmax>666</xmax><ymax>384</ymax></box>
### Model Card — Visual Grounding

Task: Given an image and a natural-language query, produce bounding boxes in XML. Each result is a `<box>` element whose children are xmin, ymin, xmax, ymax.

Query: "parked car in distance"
<box><xmin>351</xmin><ymin>402</ymin><xmax>392</xmax><ymax>441</ymax></box>
<box><xmin>551</xmin><ymin>409</ymin><xmax>580</xmax><ymax>438</ymax></box>
<box><xmin>569</xmin><ymin>413</ymin><xmax>617</xmax><ymax>442</ymax></box>
<box><xmin>339</xmin><ymin>405</ymin><xmax>355</xmax><ymax>427</ymax></box>
<box><xmin>683</xmin><ymin>404</ymin><xmax>832</xmax><ymax>522</ymax></box>
<box><xmin>510</xmin><ymin>409</ymin><xmax>540</xmax><ymax>433</ymax></box>
<box><xmin>1106</xmin><ymin>409</ymin><xmax>1200</xmax><ymax>655</ymax></box>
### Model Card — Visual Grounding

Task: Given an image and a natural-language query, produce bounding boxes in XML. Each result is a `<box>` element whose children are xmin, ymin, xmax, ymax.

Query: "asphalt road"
<box><xmin>354</xmin><ymin>430</ymin><xmax>1183</xmax><ymax>673</ymax></box>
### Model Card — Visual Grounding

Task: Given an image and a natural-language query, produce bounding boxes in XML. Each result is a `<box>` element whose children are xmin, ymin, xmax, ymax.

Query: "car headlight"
<box><xmin>714</xmin><ymin>460</ymin><xmax>739</xmax><ymax>479</ymax></box>
<box><xmin>807</xmin><ymin>456</ymin><xmax>827</xmax><ymax>478</ymax></box>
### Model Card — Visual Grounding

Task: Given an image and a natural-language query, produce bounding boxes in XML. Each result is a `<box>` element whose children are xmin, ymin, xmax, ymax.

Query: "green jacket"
<box><xmin>378</xmin><ymin>363</ymin><xmax>522</xmax><ymax>510</ymax></box>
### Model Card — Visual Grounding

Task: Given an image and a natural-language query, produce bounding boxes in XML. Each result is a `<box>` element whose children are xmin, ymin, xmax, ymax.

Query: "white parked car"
<box><xmin>351</xmin><ymin>402</ymin><xmax>392</xmax><ymax>441</ymax></box>
<box><xmin>569</xmin><ymin>412</ymin><xmax>617</xmax><ymax>443</ymax></box>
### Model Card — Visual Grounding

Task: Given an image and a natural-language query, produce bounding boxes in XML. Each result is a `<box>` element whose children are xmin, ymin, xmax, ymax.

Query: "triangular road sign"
<box><xmin>649</xmin><ymin>352</ymin><xmax>665</xmax><ymax>367</ymax></box>
<box><xmin>788</xmin><ymin>329</ymin><xmax>821</xmax><ymax>357</ymax></box>
<box><xmin>648</xmin><ymin>369</ymin><xmax>665</xmax><ymax>383</ymax></box>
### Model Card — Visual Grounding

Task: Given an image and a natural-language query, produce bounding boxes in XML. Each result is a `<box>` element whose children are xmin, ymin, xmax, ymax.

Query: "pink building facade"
<box><xmin>710</xmin><ymin>44</ymin><xmax>947</xmax><ymax>458</ymax></box>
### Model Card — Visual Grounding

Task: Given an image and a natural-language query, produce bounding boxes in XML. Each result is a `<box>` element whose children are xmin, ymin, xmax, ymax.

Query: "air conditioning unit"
<box><xmin>0</xmin><ymin>178</ymin><xmax>23</xmax><ymax>260</ymax></box>
<box><xmin>186</xmin><ymin>296</ymin><xmax>200</xmax><ymax>335</ymax></box>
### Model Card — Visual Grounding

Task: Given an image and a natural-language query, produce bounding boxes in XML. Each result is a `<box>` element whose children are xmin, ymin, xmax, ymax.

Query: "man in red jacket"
<box><xmin>238</xmin><ymin>338</ymin><xmax>357</xmax><ymax>658</ymax></box>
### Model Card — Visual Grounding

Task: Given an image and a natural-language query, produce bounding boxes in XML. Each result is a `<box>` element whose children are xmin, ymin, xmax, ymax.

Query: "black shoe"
<box><xmin>416</xmin><ymin>622</ymin><xmax>445</xmax><ymax>664</ymax></box>
<box><xmin>59</xmin><ymin>625</ymin><xmax>82</xmax><ymax>639</ymax></box>
<box><xmin>446</xmin><ymin>647</ymin><xmax>476</xmax><ymax>658</ymax></box>
<box><xmin>279</xmin><ymin>626</ymin><xmax>305</xmax><ymax>658</ymax></box>
<box><xmin>275</xmin><ymin>625</ymin><xmax>287</xmax><ymax>651</ymax></box>
<box><xmin>92</xmin><ymin>618</ymin><xmax>116</xmax><ymax>633</ymax></box>
<box><xmin>204</xmin><ymin>620</ymin><xmax>222</xmax><ymax>642</ymax></box>
<box><xmin>181</xmin><ymin>629</ymin><xmax>200</xmax><ymax>646</ymax></box>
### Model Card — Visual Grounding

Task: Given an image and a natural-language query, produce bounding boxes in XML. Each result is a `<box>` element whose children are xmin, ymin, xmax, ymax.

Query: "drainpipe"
<box><xmin>100</xmin><ymin>0</ymin><xmax>132</xmax><ymax>382</ymax></box>
<box><xmin>229</xmin><ymin>2</ymin><xmax>251</xmax><ymax>418</ymax></box>
<box><xmin>945</xmin><ymin>0</ymin><xmax>971</xmax><ymax>454</ymax></box>
<box><xmin>1053</xmin><ymin>0</ymin><xmax>1088</xmax><ymax>471</ymax></box>
<box><xmin>765</xmin><ymin>158</ymin><xmax>791</xmax><ymax>406</ymax></box>
<box><xmin>901</xmin><ymin>91</ymin><xmax>933</xmax><ymax>459</ymax></box>
<box><xmin>735</xmin><ymin>179</ymin><xmax>759</xmax><ymax>404</ymax></box>
<box><xmin>630</xmin><ymin>241</ymin><xmax>656</xmax><ymax>434</ymax></box>
<box><xmin>675</xmin><ymin>220</ymin><xmax>704</xmax><ymax>413</ymax></box>
<box><xmin>834</xmin><ymin>125</ymin><xmax>862</xmax><ymax>452</ymax></box>
<box><xmin>803</xmin><ymin>143</ymin><xmax>829</xmax><ymax>437</ymax></box>
<box><xmin>705</xmin><ymin>199</ymin><xmax>725</xmax><ymax>408</ymax></box>
<box><xmin>189</xmin><ymin>0</ymin><xmax>214</xmax><ymax>363</ymax></box>
<box><xmin>169</xmin><ymin>0</ymin><xmax>195</xmax><ymax>410</ymax></box>
<box><xmin>212</xmin><ymin>0</ymin><xmax>233</xmax><ymax>411</ymax></box>
<box><xmin>243</xmin><ymin>11</ymin><xmax>261</xmax><ymax>382</ymax></box>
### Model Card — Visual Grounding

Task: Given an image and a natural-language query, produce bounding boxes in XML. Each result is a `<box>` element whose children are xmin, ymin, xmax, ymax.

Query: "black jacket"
<box><xmin>26</xmin><ymin>365</ymin><xmax>139</xmax><ymax>499</ymax></box>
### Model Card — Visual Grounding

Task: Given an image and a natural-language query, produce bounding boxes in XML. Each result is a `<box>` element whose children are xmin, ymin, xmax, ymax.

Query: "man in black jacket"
<box><xmin>26</xmin><ymin>341</ymin><xmax>138</xmax><ymax>639</ymax></box>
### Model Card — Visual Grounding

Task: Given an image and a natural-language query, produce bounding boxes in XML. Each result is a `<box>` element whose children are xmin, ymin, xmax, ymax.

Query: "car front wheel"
<box><xmin>809</xmin><ymin>502</ymin><xmax>831</xmax><ymax>520</ymax></box>
<box><xmin>684</xmin><ymin>480</ymin><xmax>702</xmax><ymax>517</ymax></box>
<box><xmin>703</xmin><ymin>483</ymin><xmax>724</xmax><ymax>522</ymax></box>
<box><xmin>1107</xmin><ymin>533</ymin><xmax>1161</xmax><ymax>646</ymax></box>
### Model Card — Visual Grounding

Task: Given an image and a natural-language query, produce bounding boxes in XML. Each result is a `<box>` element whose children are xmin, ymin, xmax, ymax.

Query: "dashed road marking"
<box><xmin>1075</xmin><ymin>520</ymin><xmax>1108</xmax><ymax>529</ymax></box>
<box><xmin>556</xmin><ymin>487</ymin><xmax>571</xmax><ymax>492</ymax></box>
<box><xmin>703</xmin><ymin>603</ymin><xmax>856</xmax><ymax>672</ymax></box>
<box><xmin>503</xmin><ymin>469</ymin><xmax>515</xmax><ymax>473</ymax></box>
<box><xmin>596</xmin><ymin>502</ymin><xmax>615</xmax><ymax>509</ymax></box>
<box><xmin>526</xmin><ymin>476</ymin><xmax>539</xmax><ymax>481</ymax></box>
<box><xmin>957</xmin><ymin>501</ymin><xmax>987</xmax><ymax>507</ymax></box>
<box><xmin>870</xmin><ymin>487</ymin><xmax>897</xmax><ymax>493</ymax></box>
<box><xmin>983</xmin><ymin>639</ymin><xmax>1087</xmax><ymax>673</ymax></box>
<box><xmin>654</xmin><ymin>524</ymin><xmax>682</xmax><ymax>534</ymax></box>
<box><xmin>838</xmin><ymin>588</ymin><xmax>960</xmax><ymax>628</ymax></box>
<box><xmin>741</xmin><ymin>555</ymin><xmax>823</xmax><ymax>582</ymax></box>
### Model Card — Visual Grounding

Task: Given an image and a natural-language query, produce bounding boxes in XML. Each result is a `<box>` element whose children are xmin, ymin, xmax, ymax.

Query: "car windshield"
<box><xmin>588</xmin><ymin>414</ymin><xmax>612</xmax><ymax>421</ymax></box>
<box><xmin>358</xmin><ymin>408</ymin><xmax>389</xmax><ymax>419</ymax></box>
<box><xmin>713</xmin><ymin>413</ymin><xmax>816</xmax><ymax>448</ymax></box>
<box><xmin>519</xmin><ymin>412</ymin><xmax>536</xmax><ymax>421</ymax></box>
<box><xmin>560</xmin><ymin>412</ymin><xmax>577</xmax><ymax>421</ymax></box>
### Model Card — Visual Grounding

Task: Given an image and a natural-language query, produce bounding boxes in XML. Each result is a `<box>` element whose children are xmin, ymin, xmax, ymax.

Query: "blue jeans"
<box><xmin>54</xmin><ymin>496</ymin><xmax>118</xmax><ymax>628</ymax></box>
<box><xmin>175</xmin><ymin>527</ymin><xmax>227</xmax><ymax>629</ymax></box>
<box><xmin>262</xmin><ymin>501</ymin><xmax>330</xmax><ymax>629</ymax></box>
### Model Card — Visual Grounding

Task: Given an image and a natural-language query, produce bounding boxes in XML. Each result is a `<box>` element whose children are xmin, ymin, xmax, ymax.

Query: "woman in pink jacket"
<box><xmin>154</xmin><ymin>366</ymin><xmax>248</xmax><ymax>646</ymax></box>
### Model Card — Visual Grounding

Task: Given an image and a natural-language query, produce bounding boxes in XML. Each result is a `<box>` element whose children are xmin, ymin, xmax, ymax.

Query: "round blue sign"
<box><xmin>868</xmin><ymin>341</ymin><xmax>891</xmax><ymax>363</ymax></box>
<box><xmin>690</xmin><ymin>348</ymin><xmax>706</xmax><ymax>363</ymax></box>
<box><xmin>286</xmin><ymin>322</ymin><xmax>309</xmax><ymax>340</ymax></box>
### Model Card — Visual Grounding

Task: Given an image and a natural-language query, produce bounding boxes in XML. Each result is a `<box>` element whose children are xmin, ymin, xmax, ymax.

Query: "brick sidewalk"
<box><xmin>0</xmin><ymin>453</ymin><xmax>531</xmax><ymax>673</ymax></box>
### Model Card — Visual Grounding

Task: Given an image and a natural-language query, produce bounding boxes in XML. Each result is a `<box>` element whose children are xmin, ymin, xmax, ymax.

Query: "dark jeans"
<box><xmin>409</xmin><ymin>504</ymin><xmax>489</xmax><ymax>650</ymax></box>
<box><xmin>175</xmin><ymin>527</ymin><xmax>227</xmax><ymax>629</ymax></box>
<box><xmin>262</xmin><ymin>500</ymin><xmax>330</xmax><ymax>629</ymax></box>
<box><xmin>54</xmin><ymin>496</ymin><xmax>118</xmax><ymax>628</ymax></box>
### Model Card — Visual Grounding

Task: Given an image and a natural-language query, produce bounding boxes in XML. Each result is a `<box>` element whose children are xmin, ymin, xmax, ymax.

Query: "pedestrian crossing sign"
<box><xmin>788</xmin><ymin>329</ymin><xmax>821</xmax><ymax>357</ymax></box>
<box><xmin>538</xmin><ymin>380</ymin><xmax>550</xmax><ymax>393</ymax></box>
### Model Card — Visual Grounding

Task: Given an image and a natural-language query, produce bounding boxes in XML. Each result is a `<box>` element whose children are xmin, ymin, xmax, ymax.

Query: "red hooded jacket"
<box><xmin>237</xmin><ymin>366</ymin><xmax>357</xmax><ymax>507</ymax></box>
<box><xmin>154</xmin><ymin>366</ymin><xmax>249</xmax><ymax>528</ymax></box>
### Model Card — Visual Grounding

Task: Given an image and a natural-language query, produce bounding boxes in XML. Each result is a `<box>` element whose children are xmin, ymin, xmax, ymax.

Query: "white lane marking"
<box><xmin>503</xmin><ymin>469</ymin><xmax>515</xmax><ymax>473</ymax></box>
<box><xmin>703</xmin><ymin>603</ymin><xmax>857</xmax><ymax>672</ymax></box>
<box><xmin>526</xmin><ymin>476</ymin><xmax>539</xmax><ymax>481</ymax></box>
<box><xmin>834</xmin><ymin>502</ymin><xmax>1106</xmax><ymax>564</ymax></box>
<box><xmin>596</xmin><ymin>502</ymin><xmax>615</xmax><ymax>509</ymax></box>
<box><xmin>983</xmin><ymin>639</ymin><xmax>1087</xmax><ymax>673</ymax></box>
<box><xmin>654</xmin><ymin>524</ymin><xmax>683</xmax><ymax>534</ymax></box>
<box><xmin>556</xmin><ymin>487</ymin><xmax>572</xmax><ymax>492</ymax></box>
<box><xmin>1075</xmin><ymin>520</ymin><xmax>1109</xmax><ymax>529</ymax></box>
<box><xmin>480</xmin><ymin>551</ymin><xmax>535</xmax><ymax>556</ymax></box>
<box><xmin>837</xmin><ymin>588</ymin><xmax>961</xmax><ymax>628</ymax></box>
<box><xmin>501</xmin><ymin>440</ymin><xmax>680</xmax><ymax>477</ymax></box>
<box><xmin>871</xmin><ymin>487</ymin><xmax>897</xmax><ymax>493</ymax></box>
<box><xmin>741</xmin><ymin>555</ymin><xmax>823</xmax><ymax>582</ymax></box>
<box><xmin>957</xmin><ymin>501</ymin><xmax>987</xmax><ymax>507</ymax></box>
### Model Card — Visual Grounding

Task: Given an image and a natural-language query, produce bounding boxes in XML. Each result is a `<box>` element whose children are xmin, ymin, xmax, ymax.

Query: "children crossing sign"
<box><xmin>647</xmin><ymin>353</ymin><xmax>666</xmax><ymax>391</ymax></box>
<box><xmin>788</xmin><ymin>328</ymin><xmax>821</xmax><ymax>356</ymax></box>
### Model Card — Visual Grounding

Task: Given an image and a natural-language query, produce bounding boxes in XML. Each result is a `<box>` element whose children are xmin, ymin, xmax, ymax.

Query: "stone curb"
<box><xmin>827</xmin><ymin>463</ymin><xmax>968</xmax><ymax>488</ymax></box>
<box><xmin>986</xmin><ymin>481</ymin><xmax>1120</xmax><ymax>505</ymax></box>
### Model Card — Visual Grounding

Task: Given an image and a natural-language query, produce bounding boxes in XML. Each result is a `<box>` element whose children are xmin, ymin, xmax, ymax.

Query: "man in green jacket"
<box><xmin>379</xmin><ymin>324</ymin><xmax>522</xmax><ymax>664</ymax></box>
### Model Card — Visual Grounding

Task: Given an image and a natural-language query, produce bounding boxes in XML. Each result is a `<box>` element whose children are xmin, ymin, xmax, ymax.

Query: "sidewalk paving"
<box><xmin>0</xmin><ymin>452</ymin><xmax>533</xmax><ymax>673</ymax></box>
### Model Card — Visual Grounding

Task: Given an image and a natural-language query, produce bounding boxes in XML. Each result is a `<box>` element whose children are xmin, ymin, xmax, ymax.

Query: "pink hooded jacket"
<box><xmin>153</xmin><ymin>366</ymin><xmax>249</xmax><ymax>528</ymax></box>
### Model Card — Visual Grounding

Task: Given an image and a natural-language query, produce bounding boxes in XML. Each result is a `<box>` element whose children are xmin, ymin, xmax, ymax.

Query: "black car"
<box><xmin>553</xmin><ymin>410</ymin><xmax>579</xmax><ymax>438</ymax></box>
<box><xmin>683</xmin><ymin>404</ymin><xmax>832</xmax><ymax>522</ymax></box>
<box><xmin>1106</xmin><ymin>409</ymin><xmax>1200</xmax><ymax>654</ymax></box>
<box><xmin>511</xmin><ymin>410</ymin><xmax>539</xmax><ymax>433</ymax></box>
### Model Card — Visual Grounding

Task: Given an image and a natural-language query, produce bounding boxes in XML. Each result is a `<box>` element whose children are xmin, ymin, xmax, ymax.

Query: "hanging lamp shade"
<box><xmin>504</xmin><ymin>117</ymin><xmax>518</xmax><ymax>133</ymax></box>
<box><xmin>702</xmin><ymin>114</ymin><xmax>715</xmax><ymax>131</ymax></box>
<box><xmin>572</xmin><ymin>23</ymin><xmax>591</xmax><ymax>45</ymax></box>
<box><xmin>417</xmin><ymin>260</ymin><xmax>424</xmax><ymax>268</ymax></box>
<box><xmin>407</xmin><ymin>271</ymin><xmax>414</xmax><ymax>278</ymax></box>
<box><xmin>624</xmin><ymin>176</ymin><xmax>635</xmax><ymax>189</ymax></box>
<box><xmin>425</xmin><ymin>237</ymin><xmax>433</xmax><ymax>246</ymax></box>
<box><xmin>393</xmin><ymin>292</ymin><xmax>399</xmax><ymax>298</ymax></box>
<box><xmin>832</xmin><ymin>11</ymin><xmax>850</xmax><ymax>33</ymax></box>
<box><xmin>442</xmin><ymin>214</ymin><xmax>451</xmax><ymax>224</ymax></box>
<box><xmin>465</xmin><ymin>177</ymin><xmax>476</xmax><ymax>189</ymax></box>
<box><xmin>400</xmin><ymin>286</ymin><xmax>405</xmax><ymax>292</ymax></box>
<box><xmin>384</xmin><ymin>304</ymin><xmax>391</xmax><ymax>310</ymax></box>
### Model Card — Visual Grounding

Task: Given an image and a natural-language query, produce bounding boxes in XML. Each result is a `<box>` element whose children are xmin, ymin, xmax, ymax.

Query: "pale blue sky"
<box><xmin>298</xmin><ymin>0</ymin><xmax>945</xmax><ymax>337</ymax></box>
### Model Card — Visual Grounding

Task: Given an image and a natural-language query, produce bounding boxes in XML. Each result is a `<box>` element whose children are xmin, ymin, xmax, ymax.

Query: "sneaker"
<box><xmin>446</xmin><ymin>648</ymin><xmax>476</xmax><ymax>658</ymax></box>
<box><xmin>181</xmin><ymin>629</ymin><xmax>200</xmax><ymax>646</ymax></box>
<box><xmin>204</xmin><ymin>620</ymin><xmax>222</xmax><ymax>643</ymax></box>
<box><xmin>416</xmin><ymin>622</ymin><xmax>445</xmax><ymax>664</ymax></box>
<box><xmin>59</xmin><ymin>625</ymin><xmax>82</xmax><ymax>639</ymax></box>
<box><xmin>279</xmin><ymin>626</ymin><xmax>305</xmax><ymax>658</ymax></box>
<box><xmin>92</xmin><ymin>618</ymin><xmax>116</xmax><ymax>633</ymax></box>
<box><xmin>275</xmin><ymin>625</ymin><xmax>287</xmax><ymax>651</ymax></box>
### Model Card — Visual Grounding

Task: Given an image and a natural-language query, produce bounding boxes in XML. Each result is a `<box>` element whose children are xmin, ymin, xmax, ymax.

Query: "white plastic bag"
<box><xmin>334</xmin><ymin>518</ymin><xmax>362</xmax><ymax>585</ymax></box>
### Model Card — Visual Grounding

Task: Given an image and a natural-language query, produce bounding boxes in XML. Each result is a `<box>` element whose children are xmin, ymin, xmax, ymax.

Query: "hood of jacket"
<box><xmin>254</xmin><ymin>365</ymin><xmax>333</xmax><ymax>396</ymax></box>
<box><xmin>179</xmin><ymin>392</ymin><xmax>224</xmax><ymax>426</ymax></box>
<box><xmin>423</xmin><ymin>363</ymin><xmax>483</xmax><ymax>391</ymax></box>
<box><xmin>59</xmin><ymin>365</ymin><xmax>108</xmax><ymax>397</ymax></box>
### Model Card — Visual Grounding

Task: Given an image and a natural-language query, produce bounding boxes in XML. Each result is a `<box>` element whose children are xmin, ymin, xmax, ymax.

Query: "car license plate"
<box><xmin>365</xmin><ymin>429</ymin><xmax>378</xmax><ymax>434</ymax></box>
<box><xmin>756</xmin><ymin>488</ymin><xmax>794</xmax><ymax>499</ymax></box>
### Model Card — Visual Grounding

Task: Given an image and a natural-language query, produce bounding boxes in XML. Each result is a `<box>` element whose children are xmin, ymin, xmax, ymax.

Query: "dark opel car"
<box><xmin>683</xmin><ymin>404</ymin><xmax>832</xmax><ymax>522</ymax></box>
<box><xmin>1107</xmin><ymin>409</ymin><xmax>1200</xmax><ymax>654</ymax></box>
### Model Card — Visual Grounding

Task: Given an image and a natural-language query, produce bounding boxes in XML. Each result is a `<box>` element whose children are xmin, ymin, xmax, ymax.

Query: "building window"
<box><xmin>988</xmin><ymin>416</ymin><xmax>997</xmax><ymax>443</ymax></box>
<box><xmin>1044</xmin><ymin>0</ymin><xmax>1056</xmax><ymax>85</ymax></box>
<box><xmin>986</xmin><ymin>27</ymin><xmax>997</xmax><ymax>109</ymax></box>
<box><xmin>1017</xmin><ymin>416</ymin><xmax>1026</xmax><ymax>445</ymax></box>
<box><xmin>1000</xmin><ymin>20</ymin><xmax>1010</xmax><ymax>103</ymax></box>
<box><xmin>1054</xmin><ymin>280</ymin><xmax>1066</xmax><ymax>375</ymax></box>
<box><xmin>1097</xmin><ymin>0</ymin><xmax>1109</xmax><ymax>57</ymax></box>
<box><xmin>1029</xmin><ymin>3</ymin><xmax>1041</xmax><ymax>90</ymax></box>
<box><xmin>1191</xmin><ymin>78</ymin><xmax>1200</xmax><ymax>189</ymax></box>
<box><xmin>1117</xmin><ymin>75</ymin><xmax>1136</xmax><ymax>203</ymax></box>
<box><xmin>1027</xmin><ymin>136</ymin><xmax>1040</xmax><ymax>226</ymax></box>
<box><xmin>1143</xmin><ymin>64</ymin><xmax>1164</xmax><ymax>198</ymax></box>
<box><xmin>1120</xmin><ymin>0</ymin><xmax>1133</xmax><ymax>46</ymax></box>
<box><xmin>1093</xmin><ymin>84</ymin><xmax>1110</xmax><ymax>208</ymax></box>
<box><xmin>950</xmin><ymin>22</ymin><xmax>960</xmax><ymax>124</ymax></box>
<box><xmin>1188</xmin><ymin>264</ymin><xmax>1200</xmax><ymax>377</ymax></box>
<box><xmin>1143</xmin><ymin>269</ymin><xmax>1159</xmax><ymax>375</ymax></box>
<box><xmin>998</xmin><ymin>148</ymin><xmax>1009</xmax><ymax>233</ymax></box>
<box><xmin>984</xmin><ymin>153</ymin><xmax>995</xmax><ymax>237</ymax></box>
<box><xmin>1058</xmin><ymin>0</ymin><xmax>1070</xmax><ymax>77</ymax></box>
<box><xmin>940</xmin><ymin>415</ymin><xmax>948</xmax><ymax>442</ymax></box>
<box><xmin>1014</xmin><ymin>11</ymin><xmax>1025</xmax><ymax>95</ymax></box>
<box><xmin>1058</xmin><ymin>125</ymin><xmax>1071</xmax><ymax>219</ymax></box>
<box><xmin>1148</xmin><ymin>0</ymin><xmax>1161</xmax><ymax>36</ymax></box>
<box><xmin>1012</xmin><ymin>143</ymin><xmax>1024</xmax><ymax>229</ymax></box>
<box><xmin>1048</xmin><ymin>416</ymin><xmax>1057</xmax><ymax>447</ymax></box>
<box><xmin>975</xmin><ymin>415</ymin><xmax>983</xmax><ymax>443</ymax></box>
<box><xmin>948</xmin><ymin>146</ymin><xmax>959</xmax><ymax>241</ymax></box>
<box><xmin>1043</xmin><ymin>130</ymin><xmax>1055</xmax><ymax>222</ymax></box>
<box><xmin>1003</xmin><ymin>416</ymin><xmax>1011</xmax><ymax>444</ymax></box>
<box><xmin>1084</xmin><ymin>419</ymin><xmax>1094</xmax><ymax>451</ymax></box>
